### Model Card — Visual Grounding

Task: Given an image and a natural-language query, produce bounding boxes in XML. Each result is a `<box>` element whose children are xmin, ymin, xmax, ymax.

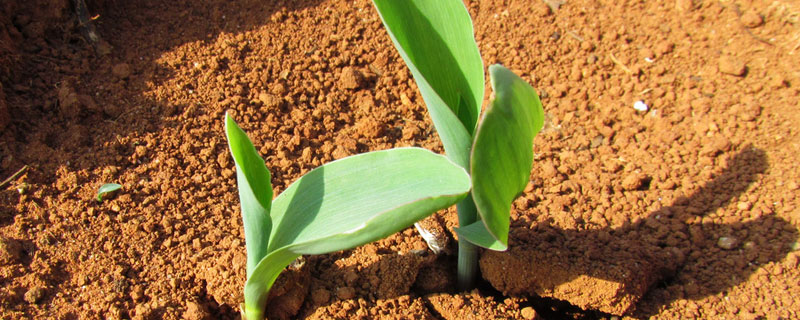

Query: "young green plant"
<box><xmin>96</xmin><ymin>183</ymin><xmax>122</xmax><ymax>202</ymax></box>
<box><xmin>225</xmin><ymin>114</ymin><xmax>471</xmax><ymax>320</ymax></box>
<box><xmin>372</xmin><ymin>0</ymin><xmax>545</xmax><ymax>289</ymax></box>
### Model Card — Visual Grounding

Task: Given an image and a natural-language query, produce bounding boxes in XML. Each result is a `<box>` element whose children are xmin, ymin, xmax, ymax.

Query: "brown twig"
<box><xmin>609</xmin><ymin>53</ymin><xmax>633</xmax><ymax>74</ymax></box>
<box><xmin>566</xmin><ymin>30</ymin><xmax>584</xmax><ymax>42</ymax></box>
<box><xmin>0</xmin><ymin>165</ymin><xmax>29</xmax><ymax>189</ymax></box>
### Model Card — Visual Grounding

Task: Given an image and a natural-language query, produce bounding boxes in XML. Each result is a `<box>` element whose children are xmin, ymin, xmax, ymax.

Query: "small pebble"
<box><xmin>622</xmin><ymin>173</ymin><xmax>649</xmax><ymax>191</ymax></box>
<box><xmin>717</xmin><ymin>236</ymin><xmax>738</xmax><ymax>250</ymax></box>
<box><xmin>741</xmin><ymin>12</ymin><xmax>764</xmax><ymax>28</ymax></box>
<box><xmin>719</xmin><ymin>55</ymin><xmax>746</xmax><ymax>76</ymax></box>
<box><xmin>633</xmin><ymin>100</ymin><xmax>649</xmax><ymax>112</ymax></box>
<box><xmin>339</xmin><ymin>67</ymin><xmax>364</xmax><ymax>90</ymax></box>
<box><xmin>655</xmin><ymin>41</ymin><xmax>675</xmax><ymax>55</ymax></box>
<box><xmin>521</xmin><ymin>306</ymin><xmax>538</xmax><ymax>319</ymax></box>
<box><xmin>24</xmin><ymin>286</ymin><xmax>44</xmax><ymax>304</ymax></box>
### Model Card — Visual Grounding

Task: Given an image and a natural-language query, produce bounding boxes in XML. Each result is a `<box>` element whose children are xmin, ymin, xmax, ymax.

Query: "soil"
<box><xmin>1</xmin><ymin>0</ymin><xmax>800</xmax><ymax>319</ymax></box>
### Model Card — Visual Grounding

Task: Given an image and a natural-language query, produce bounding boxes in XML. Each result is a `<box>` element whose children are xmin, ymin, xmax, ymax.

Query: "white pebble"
<box><xmin>633</xmin><ymin>100</ymin><xmax>649</xmax><ymax>112</ymax></box>
<box><xmin>717</xmin><ymin>236</ymin><xmax>738</xmax><ymax>250</ymax></box>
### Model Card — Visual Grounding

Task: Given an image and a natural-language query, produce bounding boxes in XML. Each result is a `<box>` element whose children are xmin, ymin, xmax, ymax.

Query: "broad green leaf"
<box><xmin>225</xmin><ymin>114</ymin><xmax>273</xmax><ymax>278</ymax></box>
<box><xmin>243</xmin><ymin>147</ymin><xmax>471</xmax><ymax>319</ymax></box>
<box><xmin>373</xmin><ymin>0</ymin><xmax>483</xmax><ymax>167</ymax></box>
<box><xmin>267</xmin><ymin>147</ymin><xmax>471</xmax><ymax>252</ymax></box>
<box><xmin>456</xmin><ymin>221</ymin><xmax>508</xmax><ymax>251</ymax></box>
<box><xmin>469</xmin><ymin>65</ymin><xmax>544</xmax><ymax>248</ymax></box>
<box><xmin>96</xmin><ymin>183</ymin><xmax>122</xmax><ymax>202</ymax></box>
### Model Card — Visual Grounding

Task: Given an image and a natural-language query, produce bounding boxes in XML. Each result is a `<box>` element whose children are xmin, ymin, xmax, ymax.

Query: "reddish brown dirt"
<box><xmin>2</xmin><ymin>0</ymin><xmax>800</xmax><ymax>319</ymax></box>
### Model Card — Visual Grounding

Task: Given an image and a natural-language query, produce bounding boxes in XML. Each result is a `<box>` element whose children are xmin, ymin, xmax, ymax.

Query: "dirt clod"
<box><xmin>622</xmin><ymin>173</ymin><xmax>649</xmax><ymax>191</ymax></box>
<box><xmin>183</xmin><ymin>301</ymin><xmax>209</xmax><ymax>320</ymax></box>
<box><xmin>311</xmin><ymin>288</ymin><xmax>331</xmax><ymax>305</ymax></box>
<box><xmin>0</xmin><ymin>237</ymin><xmax>24</xmax><ymax>265</ymax></box>
<box><xmin>339</xmin><ymin>67</ymin><xmax>365</xmax><ymax>90</ymax></box>
<box><xmin>112</xmin><ymin>63</ymin><xmax>132</xmax><ymax>79</ymax></box>
<box><xmin>719</xmin><ymin>55</ymin><xmax>746</xmax><ymax>76</ymax></box>
<box><xmin>335</xmin><ymin>287</ymin><xmax>356</xmax><ymax>300</ymax></box>
<box><xmin>741</xmin><ymin>12</ymin><xmax>764</xmax><ymax>28</ymax></box>
<box><xmin>23</xmin><ymin>286</ymin><xmax>44</xmax><ymax>304</ymax></box>
<box><xmin>521</xmin><ymin>306</ymin><xmax>538</xmax><ymax>319</ymax></box>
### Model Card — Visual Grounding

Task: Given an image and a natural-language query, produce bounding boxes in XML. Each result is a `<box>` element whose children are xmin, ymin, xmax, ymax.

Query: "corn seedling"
<box><xmin>96</xmin><ymin>183</ymin><xmax>122</xmax><ymax>202</ymax></box>
<box><xmin>372</xmin><ymin>0</ymin><xmax>545</xmax><ymax>289</ymax></box>
<box><xmin>225</xmin><ymin>114</ymin><xmax>471</xmax><ymax>319</ymax></box>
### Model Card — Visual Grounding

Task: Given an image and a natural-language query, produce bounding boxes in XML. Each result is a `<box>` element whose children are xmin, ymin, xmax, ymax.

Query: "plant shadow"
<box><xmin>481</xmin><ymin>146</ymin><xmax>798</xmax><ymax>318</ymax></box>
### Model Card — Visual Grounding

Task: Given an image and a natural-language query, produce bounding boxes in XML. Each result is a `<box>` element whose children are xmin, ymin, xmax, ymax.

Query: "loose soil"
<box><xmin>2</xmin><ymin>0</ymin><xmax>800</xmax><ymax>319</ymax></box>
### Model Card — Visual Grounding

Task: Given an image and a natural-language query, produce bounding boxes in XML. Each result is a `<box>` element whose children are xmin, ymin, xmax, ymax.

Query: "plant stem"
<box><xmin>241</xmin><ymin>303</ymin><xmax>264</xmax><ymax>320</ymax></box>
<box><xmin>456</xmin><ymin>194</ymin><xmax>478</xmax><ymax>291</ymax></box>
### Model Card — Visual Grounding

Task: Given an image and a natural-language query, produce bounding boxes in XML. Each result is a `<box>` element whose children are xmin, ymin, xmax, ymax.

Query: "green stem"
<box><xmin>242</xmin><ymin>303</ymin><xmax>264</xmax><ymax>320</ymax></box>
<box><xmin>456</xmin><ymin>194</ymin><xmax>478</xmax><ymax>291</ymax></box>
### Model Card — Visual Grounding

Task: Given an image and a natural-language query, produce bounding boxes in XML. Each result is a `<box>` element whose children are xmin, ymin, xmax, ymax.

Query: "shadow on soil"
<box><xmin>0</xmin><ymin>0</ymin><xmax>321</xmax><ymax>317</ymax></box>
<box><xmin>0</xmin><ymin>0</ymin><xmax>323</xmax><ymax>200</ymax></box>
<box><xmin>481</xmin><ymin>146</ymin><xmax>798</xmax><ymax>319</ymax></box>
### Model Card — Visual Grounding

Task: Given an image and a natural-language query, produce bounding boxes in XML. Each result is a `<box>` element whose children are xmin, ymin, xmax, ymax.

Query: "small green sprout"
<box><xmin>372</xmin><ymin>0</ymin><xmax>545</xmax><ymax>289</ymax></box>
<box><xmin>96</xmin><ymin>183</ymin><xmax>122</xmax><ymax>202</ymax></box>
<box><xmin>225</xmin><ymin>114</ymin><xmax>471</xmax><ymax>320</ymax></box>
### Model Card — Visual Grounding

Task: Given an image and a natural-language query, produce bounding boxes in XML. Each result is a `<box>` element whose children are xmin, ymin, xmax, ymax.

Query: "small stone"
<box><xmin>737</xmin><ymin>201</ymin><xmax>752</xmax><ymax>211</ymax></box>
<box><xmin>590</xmin><ymin>135</ymin><xmax>604</xmax><ymax>148</ymax></box>
<box><xmin>719</xmin><ymin>55</ymin><xmax>746</xmax><ymax>76</ymax></box>
<box><xmin>655</xmin><ymin>41</ymin><xmax>675</xmax><ymax>55</ymax></box>
<box><xmin>736</xmin><ymin>103</ymin><xmax>761</xmax><ymax>121</ymax></box>
<box><xmin>258</xmin><ymin>93</ymin><xmax>282</xmax><ymax>108</ymax></box>
<box><xmin>622</xmin><ymin>173</ymin><xmax>649</xmax><ymax>191</ymax></box>
<box><xmin>741</xmin><ymin>12</ymin><xmax>764</xmax><ymax>28</ymax></box>
<box><xmin>633</xmin><ymin>100</ymin><xmax>649</xmax><ymax>112</ymax></box>
<box><xmin>521</xmin><ymin>306</ymin><xmax>538</xmax><ymax>319</ymax></box>
<box><xmin>335</xmin><ymin>286</ymin><xmax>356</xmax><ymax>300</ymax></box>
<box><xmin>339</xmin><ymin>67</ymin><xmax>364</xmax><ymax>90</ymax></box>
<box><xmin>112</xmin><ymin>63</ymin><xmax>132</xmax><ymax>79</ymax></box>
<box><xmin>541</xmin><ymin>163</ymin><xmax>558</xmax><ymax>179</ymax></box>
<box><xmin>717</xmin><ymin>236</ymin><xmax>738</xmax><ymax>250</ymax></box>
<box><xmin>24</xmin><ymin>286</ymin><xmax>44</xmax><ymax>304</ymax></box>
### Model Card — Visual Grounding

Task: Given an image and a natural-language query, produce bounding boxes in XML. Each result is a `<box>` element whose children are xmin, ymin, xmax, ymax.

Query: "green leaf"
<box><xmin>225</xmin><ymin>114</ymin><xmax>273</xmax><ymax>278</ymax></box>
<box><xmin>469</xmin><ymin>65</ymin><xmax>544</xmax><ymax>248</ymax></box>
<box><xmin>243</xmin><ymin>147</ymin><xmax>471</xmax><ymax>319</ymax></box>
<box><xmin>267</xmin><ymin>147</ymin><xmax>471</xmax><ymax>252</ymax></box>
<box><xmin>455</xmin><ymin>221</ymin><xmax>508</xmax><ymax>251</ymax></box>
<box><xmin>373</xmin><ymin>0</ymin><xmax>483</xmax><ymax>167</ymax></box>
<box><xmin>96</xmin><ymin>183</ymin><xmax>122</xmax><ymax>202</ymax></box>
